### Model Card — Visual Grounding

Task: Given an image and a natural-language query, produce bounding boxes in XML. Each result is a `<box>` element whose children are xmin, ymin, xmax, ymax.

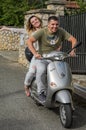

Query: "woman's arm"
<box><xmin>27</xmin><ymin>36</ymin><xmax>41</xmax><ymax>58</ymax></box>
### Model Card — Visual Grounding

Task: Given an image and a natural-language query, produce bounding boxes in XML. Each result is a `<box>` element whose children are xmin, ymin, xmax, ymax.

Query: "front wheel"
<box><xmin>59</xmin><ymin>104</ymin><xmax>72</xmax><ymax>128</ymax></box>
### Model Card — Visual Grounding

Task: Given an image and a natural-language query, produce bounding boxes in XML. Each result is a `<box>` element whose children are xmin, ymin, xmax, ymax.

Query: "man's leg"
<box><xmin>36</xmin><ymin>60</ymin><xmax>48</xmax><ymax>98</ymax></box>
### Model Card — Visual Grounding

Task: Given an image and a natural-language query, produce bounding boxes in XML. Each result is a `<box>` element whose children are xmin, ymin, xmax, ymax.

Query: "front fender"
<box><xmin>55</xmin><ymin>90</ymin><xmax>72</xmax><ymax>103</ymax></box>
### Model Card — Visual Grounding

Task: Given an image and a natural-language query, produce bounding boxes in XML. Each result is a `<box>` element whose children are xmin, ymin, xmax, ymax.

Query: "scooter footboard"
<box><xmin>55</xmin><ymin>90</ymin><xmax>72</xmax><ymax>104</ymax></box>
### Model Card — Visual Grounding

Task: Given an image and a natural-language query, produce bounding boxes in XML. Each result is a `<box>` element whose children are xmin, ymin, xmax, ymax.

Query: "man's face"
<box><xmin>48</xmin><ymin>20</ymin><xmax>59</xmax><ymax>33</ymax></box>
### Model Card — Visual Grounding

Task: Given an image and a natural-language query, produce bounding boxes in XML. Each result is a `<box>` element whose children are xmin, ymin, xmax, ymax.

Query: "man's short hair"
<box><xmin>48</xmin><ymin>16</ymin><xmax>59</xmax><ymax>22</ymax></box>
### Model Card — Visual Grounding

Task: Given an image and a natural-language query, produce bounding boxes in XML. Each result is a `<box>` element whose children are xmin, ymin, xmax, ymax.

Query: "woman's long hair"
<box><xmin>26</xmin><ymin>15</ymin><xmax>42</xmax><ymax>34</ymax></box>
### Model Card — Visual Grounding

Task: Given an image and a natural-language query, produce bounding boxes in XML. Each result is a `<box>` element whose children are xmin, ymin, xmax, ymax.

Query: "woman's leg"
<box><xmin>24</xmin><ymin>57</ymin><xmax>36</xmax><ymax>96</ymax></box>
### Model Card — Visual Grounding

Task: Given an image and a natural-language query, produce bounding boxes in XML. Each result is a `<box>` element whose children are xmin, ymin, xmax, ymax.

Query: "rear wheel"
<box><xmin>59</xmin><ymin>104</ymin><xmax>72</xmax><ymax>128</ymax></box>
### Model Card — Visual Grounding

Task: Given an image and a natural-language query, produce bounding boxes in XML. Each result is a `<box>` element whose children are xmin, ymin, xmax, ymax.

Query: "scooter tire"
<box><xmin>59</xmin><ymin>103</ymin><xmax>72</xmax><ymax>128</ymax></box>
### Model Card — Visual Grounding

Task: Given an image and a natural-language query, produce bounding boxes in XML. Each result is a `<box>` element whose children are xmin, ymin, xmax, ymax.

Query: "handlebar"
<box><xmin>34</xmin><ymin>42</ymin><xmax>81</xmax><ymax>61</ymax></box>
<box><xmin>40</xmin><ymin>42</ymin><xmax>82</xmax><ymax>61</ymax></box>
<box><xmin>41</xmin><ymin>54</ymin><xmax>79</xmax><ymax>61</ymax></box>
<box><xmin>67</xmin><ymin>42</ymin><xmax>82</xmax><ymax>54</ymax></box>
<box><xmin>41</xmin><ymin>52</ymin><xmax>70</xmax><ymax>61</ymax></box>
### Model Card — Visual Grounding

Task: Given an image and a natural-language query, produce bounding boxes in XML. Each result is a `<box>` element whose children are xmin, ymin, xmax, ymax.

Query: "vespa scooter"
<box><xmin>26</xmin><ymin>42</ymin><xmax>82</xmax><ymax>128</ymax></box>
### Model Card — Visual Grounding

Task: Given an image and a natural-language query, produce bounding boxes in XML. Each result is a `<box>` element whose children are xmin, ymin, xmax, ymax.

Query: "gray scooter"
<box><xmin>26</xmin><ymin>42</ymin><xmax>82</xmax><ymax>128</ymax></box>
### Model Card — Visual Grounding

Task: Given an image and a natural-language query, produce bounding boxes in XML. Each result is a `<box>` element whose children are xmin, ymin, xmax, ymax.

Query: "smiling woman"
<box><xmin>24</xmin><ymin>15</ymin><xmax>43</xmax><ymax>97</ymax></box>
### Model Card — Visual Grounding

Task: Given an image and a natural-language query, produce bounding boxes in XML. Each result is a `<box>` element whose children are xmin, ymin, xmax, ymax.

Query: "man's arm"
<box><xmin>68</xmin><ymin>35</ymin><xmax>77</xmax><ymax>56</ymax></box>
<box><xmin>27</xmin><ymin>36</ymin><xmax>41</xmax><ymax>58</ymax></box>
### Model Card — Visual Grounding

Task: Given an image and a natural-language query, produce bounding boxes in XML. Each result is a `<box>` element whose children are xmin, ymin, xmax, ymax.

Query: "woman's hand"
<box><xmin>34</xmin><ymin>53</ymin><xmax>42</xmax><ymax>59</ymax></box>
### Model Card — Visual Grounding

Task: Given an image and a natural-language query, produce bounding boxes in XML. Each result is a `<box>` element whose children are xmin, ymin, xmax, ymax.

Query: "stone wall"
<box><xmin>0</xmin><ymin>28</ymin><xmax>29</xmax><ymax>67</ymax></box>
<box><xmin>0</xmin><ymin>30</ymin><xmax>20</xmax><ymax>51</ymax></box>
<box><xmin>18</xmin><ymin>40</ymin><xmax>29</xmax><ymax>67</ymax></box>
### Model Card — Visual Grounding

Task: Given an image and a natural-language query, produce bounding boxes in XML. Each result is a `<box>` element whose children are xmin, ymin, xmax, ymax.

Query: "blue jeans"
<box><xmin>36</xmin><ymin>51</ymin><xmax>59</xmax><ymax>95</ymax></box>
<box><xmin>24</xmin><ymin>51</ymin><xmax>59</xmax><ymax>95</ymax></box>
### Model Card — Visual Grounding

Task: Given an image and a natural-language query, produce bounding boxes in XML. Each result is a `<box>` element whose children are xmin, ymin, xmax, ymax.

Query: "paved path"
<box><xmin>0</xmin><ymin>50</ymin><xmax>18</xmax><ymax>62</ymax></box>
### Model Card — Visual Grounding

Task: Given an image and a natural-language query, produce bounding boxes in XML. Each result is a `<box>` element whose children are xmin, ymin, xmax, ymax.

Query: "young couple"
<box><xmin>24</xmin><ymin>15</ymin><xmax>77</xmax><ymax>102</ymax></box>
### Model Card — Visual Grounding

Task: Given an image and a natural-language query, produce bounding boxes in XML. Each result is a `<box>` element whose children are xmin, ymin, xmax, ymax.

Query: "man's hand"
<box><xmin>68</xmin><ymin>35</ymin><xmax>77</xmax><ymax>57</ymax></box>
<box><xmin>69</xmin><ymin>49</ymin><xmax>76</xmax><ymax>57</ymax></box>
<box><xmin>56</xmin><ymin>46</ymin><xmax>62</xmax><ymax>51</ymax></box>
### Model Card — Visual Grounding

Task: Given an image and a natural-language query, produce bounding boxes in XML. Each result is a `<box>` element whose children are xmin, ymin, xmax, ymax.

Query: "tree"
<box><xmin>0</xmin><ymin>0</ymin><xmax>30</xmax><ymax>27</ymax></box>
<box><xmin>0</xmin><ymin>0</ymin><xmax>48</xmax><ymax>27</ymax></box>
<box><xmin>65</xmin><ymin>0</ymin><xmax>86</xmax><ymax>15</ymax></box>
<box><xmin>75</xmin><ymin>0</ymin><xmax>86</xmax><ymax>13</ymax></box>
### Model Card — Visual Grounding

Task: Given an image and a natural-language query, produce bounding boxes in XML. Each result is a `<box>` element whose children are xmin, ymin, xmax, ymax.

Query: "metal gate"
<box><xmin>59</xmin><ymin>12</ymin><xmax>86</xmax><ymax>74</ymax></box>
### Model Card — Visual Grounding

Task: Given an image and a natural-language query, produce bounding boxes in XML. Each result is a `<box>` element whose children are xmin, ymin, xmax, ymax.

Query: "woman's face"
<box><xmin>30</xmin><ymin>17</ymin><xmax>41</xmax><ymax>29</ymax></box>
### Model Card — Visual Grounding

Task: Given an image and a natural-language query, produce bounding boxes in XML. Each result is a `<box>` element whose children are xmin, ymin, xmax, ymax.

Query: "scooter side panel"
<box><xmin>47</xmin><ymin>61</ymin><xmax>72</xmax><ymax>92</ymax></box>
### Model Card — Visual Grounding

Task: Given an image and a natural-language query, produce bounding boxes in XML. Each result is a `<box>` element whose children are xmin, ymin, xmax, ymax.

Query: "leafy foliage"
<box><xmin>65</xmin><ymin>0</ymin><xmax>86</xmax><ymax>15</ymax></box>
<box><xmin>75</xmin><ymin>0</ymin><xmax>86</xmax><ymax>13</ymax></box>
<box><xmin>0</xmin><ymin>0</ymin><xmax>48</xmax><ymax>27</ymax></box>
<box><xmin>27</xmin><ymin>0</ymin><xmax>48</xmax><ymax>9</ymax></box>
<box><xmin>0</xmin><ymin>0</ymin><xmax>30</xmax><ymax>27</ymax></box>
